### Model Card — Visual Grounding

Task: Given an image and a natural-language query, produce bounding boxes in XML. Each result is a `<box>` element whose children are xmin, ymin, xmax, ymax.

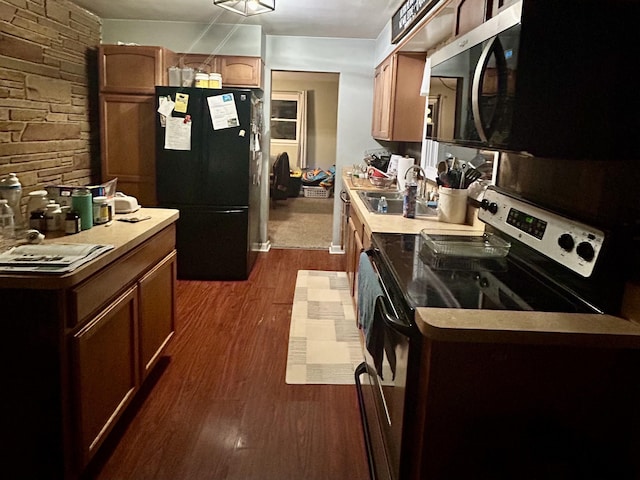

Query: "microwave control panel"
<box><xmin>479</xmin><ymin>188</ymin><xmax>604</xmax><ymax>278</ymax></box>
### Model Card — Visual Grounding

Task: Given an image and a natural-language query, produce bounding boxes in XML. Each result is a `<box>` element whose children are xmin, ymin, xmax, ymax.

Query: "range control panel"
<box><xmin>478</xmin><ymin>187</ymin><xmax>605</xmax><ymax>278</ymax></box>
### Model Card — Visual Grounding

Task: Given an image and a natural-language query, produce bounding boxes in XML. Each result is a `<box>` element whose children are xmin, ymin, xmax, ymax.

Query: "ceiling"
<box><xmin>68</xmin><ymin>0</ymin><xmax>406</xmax><ymax>40</ymax></box>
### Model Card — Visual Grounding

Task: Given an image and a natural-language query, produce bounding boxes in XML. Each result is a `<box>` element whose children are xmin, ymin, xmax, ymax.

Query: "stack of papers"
<box><xmin>0</xmin><ymin>243</ymin><xmax>114</xmax><ymax>273</ymax></box>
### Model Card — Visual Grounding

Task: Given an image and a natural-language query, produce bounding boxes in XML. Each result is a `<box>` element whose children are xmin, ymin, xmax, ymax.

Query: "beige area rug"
<box><xmin>286</xmin><ymin>270</ymin><xmax>362</xmax><ymax>385</ymax></box>
<box><xmin>269</xmin><ymin>195</ymin><xmax>334</xmax><ymax>249</ymax></box>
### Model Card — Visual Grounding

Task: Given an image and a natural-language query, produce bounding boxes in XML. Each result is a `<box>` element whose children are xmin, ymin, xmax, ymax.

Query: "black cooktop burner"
<box><xmin>371</xmin><ymin>233</ymin><xmax>601</xmax><ymax>315</ymax></box>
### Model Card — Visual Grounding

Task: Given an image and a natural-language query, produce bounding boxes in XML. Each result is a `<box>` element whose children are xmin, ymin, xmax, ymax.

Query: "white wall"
<box><xmin>102</xmin><ymin>20</ymin><xmax>262</xmax><ymax>56</ymax></box>
<box><xmin>265</xmin><ymin>36</ymin><xmax>380</xmax><ymax>249</ymax></box>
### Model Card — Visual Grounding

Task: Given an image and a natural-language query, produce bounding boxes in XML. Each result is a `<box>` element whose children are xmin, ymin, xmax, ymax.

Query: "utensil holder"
<box><xmin>437</xmin><ymin>187</ymin><xmax>467</xmax><ymax>224</ymax></box>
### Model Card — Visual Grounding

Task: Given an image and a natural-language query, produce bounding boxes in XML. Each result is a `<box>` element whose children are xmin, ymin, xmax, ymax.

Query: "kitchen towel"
<box><xmin>357</xmin><ymin>252</ymin><xmax>390</xmax><ymax>379</ymax></box>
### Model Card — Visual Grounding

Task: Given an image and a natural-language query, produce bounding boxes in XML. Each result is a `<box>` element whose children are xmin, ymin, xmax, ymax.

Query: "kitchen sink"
<box><xmin>357</xmin><ymin>190</ymin><xmax>437</xmax><ymax>217</ymax></box>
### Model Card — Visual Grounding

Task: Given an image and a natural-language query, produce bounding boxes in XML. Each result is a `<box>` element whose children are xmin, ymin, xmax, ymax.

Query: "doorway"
<box><xmin>268</xmin><ymin>70</ymin><xmax>339</xmax><ymax>250</ymax></box>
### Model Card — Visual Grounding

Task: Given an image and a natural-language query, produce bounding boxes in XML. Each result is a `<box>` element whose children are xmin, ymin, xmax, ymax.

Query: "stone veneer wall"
<box><xmin>0</xmin><ymin>0</ymin><xmax>101</xmax><ymax>216</ymax></box>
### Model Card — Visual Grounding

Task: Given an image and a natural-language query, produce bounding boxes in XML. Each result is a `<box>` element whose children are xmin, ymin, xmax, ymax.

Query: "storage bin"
<box><xmin>302</xmin><ymin>186</ymin><xmax>331</xmax><ymax>198</ymax></box>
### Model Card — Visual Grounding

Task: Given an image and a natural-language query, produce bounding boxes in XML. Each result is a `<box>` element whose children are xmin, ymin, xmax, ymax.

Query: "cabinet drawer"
<box><xmin>70</xmin><ymin>225</ymin><xmax>176</xmax><ymax>327</ymax></box>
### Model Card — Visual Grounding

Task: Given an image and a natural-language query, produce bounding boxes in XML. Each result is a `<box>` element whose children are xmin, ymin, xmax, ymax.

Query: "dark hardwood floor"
<box><xmin>85</xmin><ymin>249</ymin><xmax>369</xmax><ymax>480</ymax></box>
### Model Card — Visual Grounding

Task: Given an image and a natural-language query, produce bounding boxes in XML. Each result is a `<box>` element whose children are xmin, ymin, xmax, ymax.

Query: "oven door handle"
<box><xmin>376</xmin><ymin>295</ymin><xmax>414</xmax><ymax>337</ymax></box>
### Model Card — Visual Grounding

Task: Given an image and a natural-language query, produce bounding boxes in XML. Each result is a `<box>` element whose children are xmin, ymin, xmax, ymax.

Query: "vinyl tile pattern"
<box><xmin>86</xmin><ymin>249</ymin><xmax>369</xmax><ymax>480</ymax></box>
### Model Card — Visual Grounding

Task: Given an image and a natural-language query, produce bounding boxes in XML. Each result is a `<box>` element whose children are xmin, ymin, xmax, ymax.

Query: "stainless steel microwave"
<box><xmin>428</xmin><ymin>0</ymin><xmax>638</xmax><ymax>161</ymax></box>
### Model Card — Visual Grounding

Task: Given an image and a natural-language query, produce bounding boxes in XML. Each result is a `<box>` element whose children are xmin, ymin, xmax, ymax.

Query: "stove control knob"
<box><xmin>480</xmin><ymin>200</ymin><xmax>498</xmax><ymax>214</ymax></box>
<box><xmin>576</xmin><ymin>241</ymin><xmax>595</xmax><ymax>262</ymax></box>
<box><xmin>557</xmin><ymin>233</ymin><xmax>575</xmax><ymax>252</ymax></box>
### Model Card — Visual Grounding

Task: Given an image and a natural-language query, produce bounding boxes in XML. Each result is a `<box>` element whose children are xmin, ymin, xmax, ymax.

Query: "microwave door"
<box><xmin>471</xmin><ymin>35</ymin><xmax>509</xmax><ymax>144</ymax></box>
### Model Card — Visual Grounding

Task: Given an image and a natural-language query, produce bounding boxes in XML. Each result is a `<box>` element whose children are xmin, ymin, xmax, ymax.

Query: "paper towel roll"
<box><xmin>397</xmin><ymin>157</ymin><xmax>416</xmax><ymax>191</ymax></box>
<box><xmin>386</xmin><ymin>154</ymin><xmax>403</xmax><ymax>176</ymax></box>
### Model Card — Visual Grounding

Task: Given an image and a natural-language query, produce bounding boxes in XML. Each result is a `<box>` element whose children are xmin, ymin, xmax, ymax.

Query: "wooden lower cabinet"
<box><xmin>72</xmin><ymin>286</ymin><xmax>139</xmax><ymax>467</ymax></box>
<box><xmin>72</xmin><ymin>250</ymin><xmax>176</xmax><ymax>468</ymax></box>
<box><xmin>139</xmin><ymin>251</ymin><xmax>176</xmax><ymax>379</ymax></box>
<box><xmin>0</xmin><ymin>224</ymin><xmax>177</xmax><ymax>480</ymax></box>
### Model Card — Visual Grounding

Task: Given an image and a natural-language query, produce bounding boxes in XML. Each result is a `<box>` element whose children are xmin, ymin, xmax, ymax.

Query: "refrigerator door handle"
<box><xmin>213</xmin><ymin>209</ymin><xmax>245</xmax><ymax>214</ymax></box>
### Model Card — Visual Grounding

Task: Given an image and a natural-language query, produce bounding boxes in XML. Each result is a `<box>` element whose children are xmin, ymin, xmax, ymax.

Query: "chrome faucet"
<box><xmin>403</xmin><ymin>165</ymin><xmax>428</xmax><ymax>200</ymax></box>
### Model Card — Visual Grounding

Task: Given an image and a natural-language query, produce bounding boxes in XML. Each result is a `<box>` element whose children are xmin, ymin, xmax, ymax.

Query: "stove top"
<box><xmin>370</xmin><ymin>187</ymin><xmax>628</xmax><ymax>317</ymax></box>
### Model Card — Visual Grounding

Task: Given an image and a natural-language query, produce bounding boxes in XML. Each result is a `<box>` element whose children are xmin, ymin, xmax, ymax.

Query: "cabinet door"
<box><xmin>453</xmin><ymin>0</ymin><xmax>488</xmax><ymax>37</ymax></box>
<box><xmin>100</xmin><ymin>93</ymin><xmax>157</xmax><ymax>206</ymax></box>
<box><xmin>179</xmin><ymin>53</ymin><xmax>216</xmax><ymax>73</ymax></box>
<box><xmin>372</xmin><ymin>57</ymin><xmax>393</xmax><ymax>140</ymax></box>
<box><xmin>216</xmin><ymin>56</ymin><xmax>263</xmax><ymax>88</ymax></box>
<box><xmin>138</xmin><ymin>251</ymin><xmax>176</xmax><ymax>380</ymax></box>
<box><xmin>99</xmin><ymin>45</ymin><xmax>174</xmax><ymax>94</ymax></box>
<box><xmin>71</xmin><ymin>286</ymin><xmax>139</xmax><ymax>468</ymax></box>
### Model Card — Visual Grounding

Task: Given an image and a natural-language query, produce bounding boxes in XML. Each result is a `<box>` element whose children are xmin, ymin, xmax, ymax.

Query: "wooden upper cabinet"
<box><xmin>216</xmin><ymin>56</ymin><xmax>263</xmax><ymax>88</ymax></box>
<box><xmin>372</xmin><ymin>53</ymin><xmax>426</xmax><ymax>142</ymax></box>
<box><xmin>453</xmin><ymin>0</ymin><xmax>490</xmax><ymax>37</ymax></box>
<box><xmin>179</xmin><ymin>54</ymin><xmax>263</xmax><ymax>88</ymax></box>
<box><xmin>179</xmin><ymin>53</ymin><xmax>216</xmax><ymax>73</ymax></box>
<box><xmin>99</xmin><ymin>45</ymin><xmax>178</xmax><ymax>94</ymax></box>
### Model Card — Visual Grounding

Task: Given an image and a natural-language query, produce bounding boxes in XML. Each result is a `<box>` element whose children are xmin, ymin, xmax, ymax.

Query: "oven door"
<box><xmin>356</xmin><ymin>255</ymin><xmax>413</xmax><ymax>480</ymax></box>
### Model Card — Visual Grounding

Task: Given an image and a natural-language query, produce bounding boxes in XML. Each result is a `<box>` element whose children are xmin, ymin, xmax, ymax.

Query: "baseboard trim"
<box><xmin>329</xmin><ymin>243</ymin><xmax>345</xmax><ymax>255</ymax></box>
<box><xmin>257</xmin><ymin>241</ymin><xmax>271</xmax><ymax>252</ymax></box>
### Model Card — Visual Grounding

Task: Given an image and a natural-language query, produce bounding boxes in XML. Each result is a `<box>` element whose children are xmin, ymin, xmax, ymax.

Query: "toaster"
<box><xmin>114</xmin><ymin>192</ymin><xmax>140</xmax><ymax>213</ymax></box>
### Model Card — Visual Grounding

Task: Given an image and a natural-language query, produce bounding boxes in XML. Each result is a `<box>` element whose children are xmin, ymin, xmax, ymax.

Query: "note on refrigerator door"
<box><xmin>207</xmin><ymin>93</ymin><xmax>239</xmax><ymax>130</ymax></box>
<box><xmin>164</xmin><ymin>116</ymin><xmax>191</xmax><ymax>151</ymax></box>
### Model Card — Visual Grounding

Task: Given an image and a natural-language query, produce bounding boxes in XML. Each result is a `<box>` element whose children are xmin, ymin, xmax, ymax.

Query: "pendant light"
<box><xmin>213</xmin><ymin>0</ymin><xmax>275</xmax><ymax>16</ymax></box>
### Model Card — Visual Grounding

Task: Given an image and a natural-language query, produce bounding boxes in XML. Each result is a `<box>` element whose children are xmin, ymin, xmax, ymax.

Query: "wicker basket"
<box><xmin>302</xmin><ymin>186</ymin><xmax>331</xmax><ymax>198</ymax></box>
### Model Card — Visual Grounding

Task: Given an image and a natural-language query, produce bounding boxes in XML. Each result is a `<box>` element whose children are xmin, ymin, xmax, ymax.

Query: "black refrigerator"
<box><xmin>155</xmin><ymin>86</ymin><xmax>263</xmax><ymax>280</ymax></box>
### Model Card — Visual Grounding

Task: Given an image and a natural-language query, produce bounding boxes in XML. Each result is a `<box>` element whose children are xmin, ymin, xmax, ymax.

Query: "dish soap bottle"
<box><xmin>378</xmin><ymin>196</ymin><xmax>388</xmax><ymax>213</ymax></box>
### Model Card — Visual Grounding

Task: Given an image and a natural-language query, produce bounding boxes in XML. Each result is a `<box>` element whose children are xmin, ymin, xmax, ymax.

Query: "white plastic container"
<box><xmin>168</xmin><ymin>66</ymin><xmax>181</xmax><ymax>86</ymax></box>
<box><xmin>194</xmin><ymin>72</ymin><xmax>209</xmax><ymax>88</ymax></box>
<box><xmin>181</xmin><ymin>67</ymin><xmax>194</xmax><ymax>87</ymax></box>
<box><xmin>208</xmin><ymin>73</ymin><xmax>222</xmax><ymax>88</ymax></box>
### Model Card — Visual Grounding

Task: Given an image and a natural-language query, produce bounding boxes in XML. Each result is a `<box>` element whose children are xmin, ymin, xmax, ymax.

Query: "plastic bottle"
<box><xmin>378</xmin><ymin>196</ymin><xmax>388</xmax><ymax>213</ymax></box>
<box><xmin>0</xmin><ymin>173</ymin><xmax>23</xmax><ymax>230</ymax></box>
<box><xmin>0</xmin><ymin>199</ymin><xmax>15</xmax><ymax>240</ymax></box>
<box><xmin>403</xmin><ymin>171</ymin><xmax>418</xmax><ymax>218</ymax></box>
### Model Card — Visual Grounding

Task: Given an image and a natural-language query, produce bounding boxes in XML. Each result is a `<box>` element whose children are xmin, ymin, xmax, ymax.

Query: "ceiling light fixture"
<box><xmin>213</xmin><ymin>0</ymin><xmax>275</xmax><ymax>16</ymax></box>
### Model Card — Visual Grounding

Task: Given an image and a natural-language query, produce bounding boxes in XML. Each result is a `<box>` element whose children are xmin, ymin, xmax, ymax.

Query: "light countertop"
<box><xmin>0</xmin><ymin>207</ymin><xmax>179</xmax><ymax>289</ymax></box>
<box><xmin>415</xmin><ymin>308</ymin><xmax>640</xmax><ymax>347</ymax></box>
<box><xmin>342</xmin><ymin>173</ymin><xmax>485</xmax><ymax>237</ymax></box>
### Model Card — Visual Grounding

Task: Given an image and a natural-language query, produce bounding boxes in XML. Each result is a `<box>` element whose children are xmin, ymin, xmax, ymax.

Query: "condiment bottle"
<box><xmin>65</xmin><ymin>210</ymin><xmax>81</xmax><ymax>235</ymax></box>
<box><xmin>92</xmin><ymin>196</ymin><xmax>110</xmax><ymax>225</ymax></box>
<box><xmin>29</xmin><ymin>209</ymin><xmax>46</xmax><ymax>232</ymax></box>
<box><xmin>45</xmin><ymin>203</ymin><xmax>62</xmax><ymax>232</ymax></box>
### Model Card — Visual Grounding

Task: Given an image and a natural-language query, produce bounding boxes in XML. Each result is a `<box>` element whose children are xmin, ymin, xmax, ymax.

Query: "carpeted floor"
<box><xmin>269</xmin><ymin>195</ymin><xmax>334</xmax><ymax>249</ymax></box>
<box><xmin>286</xmin><ymin>270</ymin><xmax>362</xmax><ymax>385</ymax></box>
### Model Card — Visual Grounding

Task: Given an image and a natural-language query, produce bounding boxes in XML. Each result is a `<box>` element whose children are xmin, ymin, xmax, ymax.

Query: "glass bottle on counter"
<box><xmin>65</xmin><ymin>209</ymin><xmax>81</xmax><ymax>235</ymax></box>
<box><xmin>45</xmin><ymin>203</ymin><xmax>62</xmax><ymax>232</ymax></box>
<box><xmin>0</xmin><ymin>199</ymin><xmax>15</xmax><ymax>240</ymax></box>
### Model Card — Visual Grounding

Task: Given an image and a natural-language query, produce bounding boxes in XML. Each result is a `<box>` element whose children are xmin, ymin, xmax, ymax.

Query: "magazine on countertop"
<box><xmin>0</xmin><ymin>243</ymin><xmax>114</xmax><ymax>273</ymax></box>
